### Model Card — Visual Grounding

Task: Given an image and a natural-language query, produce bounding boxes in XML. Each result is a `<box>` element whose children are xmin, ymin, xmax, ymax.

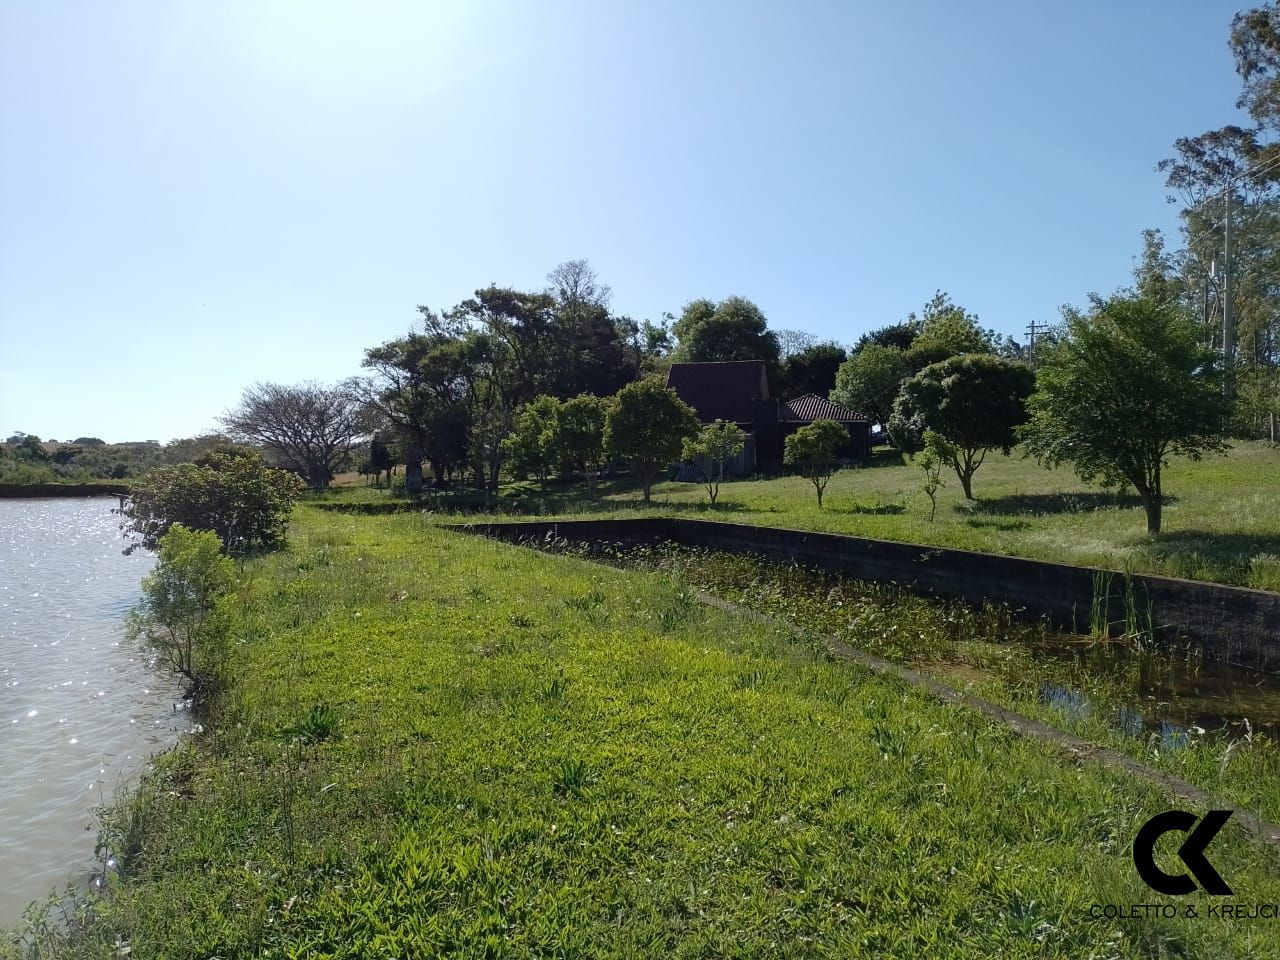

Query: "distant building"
<box><xmin>665</xmin><ymin>361</ymin><xmax>870</xmax><ymax>476</ymax></box>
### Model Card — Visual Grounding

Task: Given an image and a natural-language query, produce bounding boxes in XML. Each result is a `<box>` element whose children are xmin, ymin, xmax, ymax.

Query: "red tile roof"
<box><xmin>665</xmin><ymin>361</ymin><xmax>770</xmax><ymax>424</ymax></box>
<box><xmin>782</xmin><ymin>394</ymin><xmax>869</xmax><ymax>423</ymax></box>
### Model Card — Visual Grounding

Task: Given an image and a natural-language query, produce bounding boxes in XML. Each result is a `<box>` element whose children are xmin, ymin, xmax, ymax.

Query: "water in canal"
<box><xmin>0</xmin><ymin>498</ymin><xmax>186</xmax><ymax>927</ymax></box>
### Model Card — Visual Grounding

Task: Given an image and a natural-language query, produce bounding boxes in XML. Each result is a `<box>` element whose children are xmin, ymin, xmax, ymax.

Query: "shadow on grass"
<box><xmin>964</xmin><ymin>518</ymin><xmax>1033</xmax><ymax>532</ymax></box>
<box><xmin>838</xmin><ymin>502</ymin><xmax>906</xmax><ymax>516</ymax></box>
<box><xmin>965</xmin><ymin>492</ymin><xmax>1163</xmax><ymax>516</ymax></box>
<box><xmin>864</xmin><ymin>448</ymin><xmax>907</xmax><ymax>469</ymax></box>
<box><xmin>1133</xmin><ymin>530</ymin><xmax>1280</xmax><ymax>585</ymax></box>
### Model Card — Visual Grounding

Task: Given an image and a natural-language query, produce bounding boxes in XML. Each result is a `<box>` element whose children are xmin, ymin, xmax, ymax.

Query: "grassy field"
<box><xmin>11</xmin><ymin>507</ymin><xmax>1280</xmax><ymax>958</ymax></box>
<box><xmin>328</xmin><ymin>442</ymin><xmax>1280</xmax><ymax>590</ymax></box>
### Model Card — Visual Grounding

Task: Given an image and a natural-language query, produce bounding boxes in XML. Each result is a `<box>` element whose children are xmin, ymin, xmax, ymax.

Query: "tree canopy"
<box><xmin>221</xmin><ymin>381</ymin><xmax>361</xmax><ymax>490</ymax></box>
<box><xmin>889</xmin><ymin>354</ymin><xmax>1035</xmax><ymax>499</ymax></box>
<box><xmin>830</xmin><ymin>343</ymin><xmax>910</xmax><ymax>428</ymax></box>
<box><xmin>604</xmin><ymin>379</ymin><xmax>700</xmax><ymax>503</ymax></box>
<box><xmin>780</xmin><ymin>342</ymin><xmax>847</xmax><ymax>400</ymax></box>
<box><xmin>783</xmin><ymin>419</ymin><xmax>847</xmax><ymax>508</ymax></box>
<box><xmin>118</xmin><ymin>451</ymin><xmax>304</xmax><ymax>554</ymax></box>
<box><xmin>672</xmin><ymin>296</ymin><xmax>780</xmax><ymax>367</ymax></box>
<box><xmin>682</xmin><ymin>419</ymin><xmax>747</xmax><ymax>505</ymax></box>
<box><xmin>1020</xmin><ymin>292</ymin><xmax>1230</xmax><ymax>534</ymax></box>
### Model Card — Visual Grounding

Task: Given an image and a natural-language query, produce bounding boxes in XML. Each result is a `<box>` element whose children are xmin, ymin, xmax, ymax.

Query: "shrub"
<box><xmin>119</xmin><ymin>451</ymin><xmax>303</xmax><ymax>554</ymax></box>
<box><xmin>126</xmin><ymin>525</ymin><xmax>236</xmax><ymax>701</ymax></box>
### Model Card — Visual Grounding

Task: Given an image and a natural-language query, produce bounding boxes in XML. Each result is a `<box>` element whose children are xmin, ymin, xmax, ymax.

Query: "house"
<box><xmin>665</xmin><ymin>361</ymin><xmax>871</xmax><ymax>476</ymax></box>
<box><xmin>780</xmin><ymin>393</ymin><xmax>873</xmax><ymax>460</ymax></box>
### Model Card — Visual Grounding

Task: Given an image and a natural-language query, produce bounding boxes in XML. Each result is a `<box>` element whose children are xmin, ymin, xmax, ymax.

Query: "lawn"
<box><xmin>323</xmin><ymin>442</ymin><xmax>1280</xmax><ymax>590</ymax></box>
<box><xmin>619</xmin><ymin>442</ymin><xmax>1280</xmax><ymax>591</ymax></box>
<box><xmin>12</xmin><ymin>507</ymin><xmax>1280</xmax><ymax>958</ymax></box>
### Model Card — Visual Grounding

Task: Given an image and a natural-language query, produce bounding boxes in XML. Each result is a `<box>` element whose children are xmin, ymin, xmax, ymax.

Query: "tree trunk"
<box><xmin>402</xmin><ymin>443</ymin><xmax>424</xmax><ymax>496</ymax></box>
<box><xmin>1141</xmin><ymin>492</ymin><xmax>1161</xmax><ymax>535</ymax></box>
<box><xmin>958</xmin><ymin>468</ymin><xmax>974</xmax><ymax>500</ymax></box>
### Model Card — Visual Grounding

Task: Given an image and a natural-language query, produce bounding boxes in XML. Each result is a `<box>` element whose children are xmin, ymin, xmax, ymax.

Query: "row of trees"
<box><xmin>1148</xmin><ymin>1</ymin><xmax>1280</xmax><ymax>440</ymax></box>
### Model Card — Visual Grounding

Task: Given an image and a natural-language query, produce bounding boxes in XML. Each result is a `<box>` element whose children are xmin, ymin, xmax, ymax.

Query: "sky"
<box><xmin>0</xmin><ymin>1</ymin><xmax>1254</xmax><ymax>443</ymax></box>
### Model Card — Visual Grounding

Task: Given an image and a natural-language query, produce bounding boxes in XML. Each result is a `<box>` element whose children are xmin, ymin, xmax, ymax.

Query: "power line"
<box><xmin>1179</xmin><ymin>150</ymin><xmax>1280</xmax><ymax>252</ymax></box>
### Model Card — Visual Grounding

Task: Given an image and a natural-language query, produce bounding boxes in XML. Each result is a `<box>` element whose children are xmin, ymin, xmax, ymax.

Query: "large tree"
<box><xmin>604</xmin><ymin>379</ymin><xmax>699</xmax><ymax>503</ymax></box>
<box><xmin>830</xmin><ymin>343</ymin><xmax>910</xmax><ymax>429</ymax></box>
<box><xmin>221</xmin><ymin>381</ymin><xmax>362</xmax><ymax>490</ymax></box>
<box><xmin>671</xmin><ymin>296</ymin><xmax>780</xmax><ymax>367</ymax></box>
<box><xmin>545</xmin><ymin>260</ymin><xmax>639</xmax><ymax>398</ymax></box>
<box><xmin>1021</xmin><ymin>293</ymin><xmax>1230</xmax><ymax>535</ymax></box>
<box><xmin>888</xmin><ymin>354</ymin><xmax>1035</xmax><ymax>499</ymax></box>
<box><xmin>780</xmin><ymin>342</ymin><xmax>848</xmax><ymax>400</ymax></box>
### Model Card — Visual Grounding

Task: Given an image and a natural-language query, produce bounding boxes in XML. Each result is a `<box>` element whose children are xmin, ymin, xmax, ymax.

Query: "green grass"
<box><xmin>621</xmin><ymin>442</ymin><xmax>1280</xmax><ymax>591</ymax></box>
<box><xmin>9</xmin><ymin>507</ymin><xmax>1280</xmax><ymax>958</ymax></box>
<box><xmin>316</xmin><ymin>443</ymin><xmax>1280</xmax><ymax>589</ymax></box>
<box><xmin>549</xmin><ymin>541</ymin><xmax>1280</xmax><ymax>826</ymax></box>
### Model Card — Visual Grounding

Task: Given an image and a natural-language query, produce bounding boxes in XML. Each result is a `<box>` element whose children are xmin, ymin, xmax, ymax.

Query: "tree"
<box><xmin>780</xmin><ymin>342</ymin><xmax>848</xmax><ymax>399</ymax></box>
<box><xmin>72</xmin><ymin>437</ymin><xmax>105</xmax><ymax>446</ymax></box>
<box><xmin>853</xmin><ymin>321</ymin><xmax>921</xmax><ymax>353</ymax></box>
<box><xmin>910</xmin><ymin>291</ymin><xmax>996</xmax><ymax>359</ymax></box>
<box><xmin>1021</xmin><ymin>293</ymin><xmax>1230</xmax><ymax>535</ymax></box>
<box><xmin>502</xmin><ymin>396</ymin><xmax>563</xmax><ymax>492</ymax></box>
<box><xmin>14</xmin><ymin>434</ymin><xmax>49</xmax><ymax>463</ymax></box>
<box><xmin>558</xmin><ymin>394</ymin><xmax>609</xmax><ymax>499</ymax></box>
<box><xmin>1237</xmin><ymin>364</ymin><xmax>1280</xmax><ymax>440</ymax></box>
<box><xmin>783</xmin><ymin>419</ymin><xmax>847</xmax><ymax>508</ymax></box>
<box><xmin>916</xmin><ymin>433</ymin><xmax>947</xmax><ymax>522</ymax></box>
<box><xmin>221</xmin><ymin>381</ymin><xmax>362</xmax><ymax>490</ymax></box>
<box><xmin>830</xmin><ymin>343</ymin><xmax>910</xmax><ymax>429</ymax></box>
<box><xmin>545</xmin><ymin>260</ymin><xmax>639</xmax><ymax>398</ymax></box>
<box><xmin>119</xmin><ymin>451</ymin><xmax>303</xmax><ymax>554</ymax></box>
<box><xmin>126</xmin><ymin>524</ymin><xmax>235</xmax><ymax>702</ymax></box>
<box><xmin>604</xmin><ymin>379</ymin><xmax>699</xmax><ymax>503</ymax></box>
<box><xmin>888</xmin><ymin>354</ymin><xmax>1035</xmax><ymax>499</ymax></box>
<box><xmin>682</xmin><ymin>420</ymin><xmax>747</xmax><ymax>505</ymax></box>
<box><xmin>368</xmin><ymin>437</ymin><xmax>394</xmax><ymax>487</ymax></box>
<box><xmin>775</xmin><ymin>328</ymin><xmax>817</xmax><ymax>358</ymax></box>
<box><xmin>671</xmin><ymin>296</ymin><xmax>781</xmax><ymax>367</ymax></box>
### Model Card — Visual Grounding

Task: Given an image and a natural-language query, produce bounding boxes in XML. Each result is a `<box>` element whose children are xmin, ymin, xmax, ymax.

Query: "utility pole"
<box><xmin>1223</xmin><ymin>191</ymin><xmax>1234</xmax><ymax>368</ymax></box>
<box><xmin>1024</xmin><ymin>320</ymin><xmax>1049</xmax><ymax>369</ymax></box>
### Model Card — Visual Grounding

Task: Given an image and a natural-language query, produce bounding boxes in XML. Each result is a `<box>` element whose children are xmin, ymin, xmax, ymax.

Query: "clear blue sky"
<box><xmin>0</xmin><ymin>1</ymin><xmax>1250</xmax><ymax>442</ymax></box>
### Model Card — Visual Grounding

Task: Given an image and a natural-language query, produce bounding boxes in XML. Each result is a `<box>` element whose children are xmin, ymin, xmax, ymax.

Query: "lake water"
<box><xmin>0</xmin><ymin>498</ymin><xmax>186</xmax><ymax>928</ymax></box>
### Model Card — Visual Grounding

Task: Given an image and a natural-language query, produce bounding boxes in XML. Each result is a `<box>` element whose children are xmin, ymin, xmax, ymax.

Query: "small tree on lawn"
<box><xmin>784</xmin><ymin>419</ymin><xmax>847</xmax><ymax>508</ymax></box>
<box><xmin>917</xmin><ymin>431</ymin><xmax>948</xmax><ymax>521</ymax></box>
<box><xmin>559</xmin><ymin>393</ymin><xmax>609</xmax><ymax>500</ymax></box>
<box><xmin>604</xmin><ymin>379</ymin><xmax>700</xmax><ymax>503</ymax></box>
<box><xmin>1021</xmin><ymin>292</ymin><xmax>1229</xmax><ymax>535</ymax></box>
<box><xmin>888</xmin><ymin>353</ymin><xmax>1035</xmax><ymax>499</ymax></box>
<box><xmin>682</xmin><ymin>419</ymin><xmax>746</xmax><ymax>505</ymax></box>
<box><xmin>126</xmin><ymin>524</ymin><xmax>235</xmax><ymax>703</ymax></box>
<box><xmin>503</xmin><ymin>395</ymin><xmax>563</xmax><ymax>493</ymax></box>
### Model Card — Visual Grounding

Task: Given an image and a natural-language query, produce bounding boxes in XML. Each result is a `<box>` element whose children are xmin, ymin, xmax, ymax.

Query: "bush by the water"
<box><xmin>118</xmin><ymin>451</ymin><xmax>303</xmax><ymax>554</ymax></box>
<box><xmin>126</xmin><ymin>525</ymin><xmax>235</xmax><ymax>701</ymax></box>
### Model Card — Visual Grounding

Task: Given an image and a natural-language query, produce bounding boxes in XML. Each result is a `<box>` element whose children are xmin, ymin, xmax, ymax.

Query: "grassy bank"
<box><xmin>10</xmin><ymin>507</ymin><xmax>1280</xmax><ymax>958</ymax></box>
<box><xmin>542</xmin><ymin>541</ymin><xmax>1280</xmax><ymax>826</ymax></box>
<box><xmin>323</xmin><ymin>442</ymin><xmax>1280</xmax><ymax>590</ymax></box>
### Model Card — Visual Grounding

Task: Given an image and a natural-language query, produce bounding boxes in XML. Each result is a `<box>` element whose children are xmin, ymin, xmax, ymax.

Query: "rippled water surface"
<box><xmin>0</xmin><ymin>499</ymin><xmax>184</xmax><ymax>927</ymax></box>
